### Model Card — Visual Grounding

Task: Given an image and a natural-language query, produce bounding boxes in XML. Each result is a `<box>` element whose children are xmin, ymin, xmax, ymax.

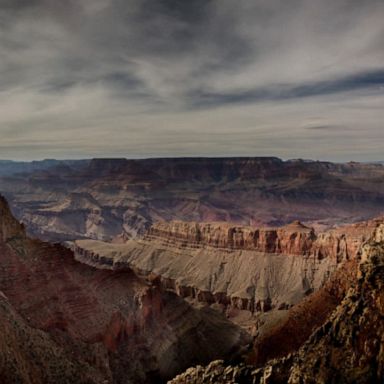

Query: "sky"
<box><xmin>0</xmin><ymin>0</ymin><xmax>383</xmax><ymax>161</ymax></box>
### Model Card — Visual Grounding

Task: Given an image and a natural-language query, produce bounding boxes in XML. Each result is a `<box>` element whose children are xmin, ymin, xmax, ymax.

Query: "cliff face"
<box><xmin>287</xmin><ymin>225</ymin><xmax>384</xmax><ymax>383</ymax></box>
<box><xmin>0</xmin><ymin>196</ymin><xmax>250</xmax><ymax>383</ymax></box>
<box><xmin>146</xmin><ymin>220</ymin><xmax>316</xmax><ymax>255</ymax></box>
<box><xmin>249</xmin><ymin>257</ymin><xmax>359</xmax><ymax>366</ymax></box>
<box><xmin>146</xmin><ymin>219</ymin><xmax>376</xmax><ymax>260</ymax></box>
<box><xmin>73</xmin><ymin>218</ymin><xmax>380</xmax><ymax>329</ymax></box>
<box><xmin>168</xmin><ymin>226</ymin><xmax>384</xmax><ymax>384</ymax></box>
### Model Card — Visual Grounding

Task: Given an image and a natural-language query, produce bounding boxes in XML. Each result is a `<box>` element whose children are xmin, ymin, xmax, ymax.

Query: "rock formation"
<box><xmin>146</xmin><ymin>219</ymin><xmax>376</xmax><ymax>259</ymax></box>
<box><xmin>74</xmin><ymin>218</ymin><xmax>379</xmax><ymax>320</ymax></box>
<box><xmin>145</xmin><ymin>220</ymin><xmax>316</xmax><ymax>255</ymax></box>
<box><xmin>168</xmin><ymin>224</ymin><xmax>384</xmax><ymax>383</ymax></box>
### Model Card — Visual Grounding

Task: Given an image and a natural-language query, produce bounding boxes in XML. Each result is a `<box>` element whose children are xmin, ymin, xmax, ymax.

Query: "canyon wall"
<box><xmin>168</xmin><ymin>225</ymin><xmax>384</xmax><ymax>384</ymax></box>
<box><xmin>145</xmin><ymin>219</ymin><xmax>376</xmax><ymax>260</ymax></box>
<box><xmin>145</xmin><ymin>220</ymin><xmax>316</xmax><ymax>255</ymax></box>
<box><xmin>2</xmin><ymin>157</ymin><xmax>384</xmax><ymax>242</ymax></box>
<box><xmin>0</xmin><ymin>196</ymin><xmax>250</xmax><ymax>383</ymax></box>
<box><xmin>74</xmin><ymin>218</ymin><xmax>381</xmax><ymax>319</ymax></box>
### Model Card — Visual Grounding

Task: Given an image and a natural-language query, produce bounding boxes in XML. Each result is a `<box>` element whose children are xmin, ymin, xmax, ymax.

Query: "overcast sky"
<box><xmin>0</xmin><ymin>0</ymin><xmax>383</xmax><ymax>161</ymax></box>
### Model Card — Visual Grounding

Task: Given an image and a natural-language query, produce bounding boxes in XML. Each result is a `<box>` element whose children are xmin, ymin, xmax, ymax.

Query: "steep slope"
<box><xmin>0</xmin><ymin>195</ymin><xmax>250</xmax><ymax>383</ymax></box>
<box><xmin>250</xmin><ymin>258</ymin><xmax>358</xmax><ymax>366</ymax></box>
<box><xmin>287</xmin><ymin>229</ymin><xmax>384</xmax><ymax>383</ymax></box>
<box><xmin>0</xmin><ymin>291</ymin><xmax>110</xmax><ymax>384</ymax></box>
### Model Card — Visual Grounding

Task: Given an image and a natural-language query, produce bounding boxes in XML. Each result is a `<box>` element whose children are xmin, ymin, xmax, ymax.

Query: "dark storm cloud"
<box><xmin>0</xmin><ymin>0</ymin><xmax>383</xmax><ymax>161</ymax></box>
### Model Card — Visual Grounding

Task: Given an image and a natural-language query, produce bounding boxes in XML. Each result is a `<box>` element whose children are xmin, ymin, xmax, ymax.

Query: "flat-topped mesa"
<box><xmin>0</xmin><ymin>195</ymin><xmax>25</xmax><ymax>242</ymax></box>
<box><xmin>145</xmin><ymin>220</ymin><xmax>317</xmax><ymax>255</ymax></box>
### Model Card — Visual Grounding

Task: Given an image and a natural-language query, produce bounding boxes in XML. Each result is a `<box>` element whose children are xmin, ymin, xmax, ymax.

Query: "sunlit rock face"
<box><xmin>73</xmin><ymin>217</ymin><xmax>379</xmax><ymax>322</ymax></box>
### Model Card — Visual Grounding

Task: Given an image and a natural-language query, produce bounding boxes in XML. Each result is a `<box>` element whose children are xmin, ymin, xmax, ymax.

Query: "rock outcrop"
<box><xmin>146</xmin><ymin>219</ymin><xmax>377</xmax><ymax>260</ymax></box>
<box><xmin>0</xmin><ymin>195</ymin><xmax>25</xmax><ymax>242</ymax></box>
<box><xmin>286</xmin><ymin>225</ymin><xmax>384</xmax><ymax>383</ymax></box>
<box><xmin>146</xmin><ymin>220</ymin><xmax>316</xmax><ymax>255</ymax></box>
<box><xmin>0</xmin><ymin>195</ymin><xmax>250</xmax><ymax>383</ymax></box>
<box><xmin>167</xmin><ymin>358</ymin><xmax>294</xmax><ymax>384</ymax></box>
<box><xmin>74</xmin><ymin>237</ymin><xmax>332</xmax><ymax>316</ymax></box>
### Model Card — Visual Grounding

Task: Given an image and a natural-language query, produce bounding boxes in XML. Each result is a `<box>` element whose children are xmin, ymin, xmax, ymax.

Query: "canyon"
<box><xmin>1</xmin><ymin>157</ymin><xmax>384</xmax><ymax>242</ymax></box>
<box><xmin>0</xmin><ymin>157</ymin><xmax>383</xmax><ymax>383</ymax></box>
<box><xmin>0</xmin><ymin>195</ymin><xmax>250</xmax><ymax>383</ymax></box>
<box><xmin>2</xmin><ymin>193</ymin><xmax>383</xmax><ymax>383</ymax></box>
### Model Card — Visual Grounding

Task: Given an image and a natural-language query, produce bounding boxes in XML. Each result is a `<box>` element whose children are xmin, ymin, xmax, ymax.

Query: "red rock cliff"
<box><xmin>145</xmin><ymin>219</ymin><xmax>379</xmax><ymax>260</ymax></box>
<box><xmin>146</xmin><ymin>220</ymin><xmax>316</xmax><ymax>255</ymax></box>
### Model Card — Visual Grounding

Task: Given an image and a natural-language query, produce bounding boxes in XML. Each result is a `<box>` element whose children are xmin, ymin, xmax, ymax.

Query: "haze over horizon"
<box><xmin>1</xmin><ymin>0</ymin><xmax>383</xmax><ymax>161</ymax></box>
<box><xmin>0</xmin><ymin>156</ymin><xmax>384</xmax><ymax>164</ymax></box>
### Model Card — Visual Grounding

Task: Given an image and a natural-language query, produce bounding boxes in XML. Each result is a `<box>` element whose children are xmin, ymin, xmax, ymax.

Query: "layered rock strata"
<box><xmin>145</xmin><ymin>220</ymin><xmax>316</xmax><ymax>255</ymax></box>
<box><xmin>0</xmin><ymin>196</ymin><xmax>250</xmax><ymax>383</ymax></box>
<box><xmin>146</xmin><ymin>219</ymin><xmax>376</xmax><ymax>260</ymax></box>
<box><xmin>3</xmin><ymin>157</ymin><xmax>384</xmax><ymax>242</ymax></box>
<box><xmin>168</xmin><ymin>225</ymin><xmax>384</xmax><ymax>383</ymax></box>
<box><xmin>74</xmin><ymin>219</ymin><xmax>379</xmax><ymax>318</ymax></box>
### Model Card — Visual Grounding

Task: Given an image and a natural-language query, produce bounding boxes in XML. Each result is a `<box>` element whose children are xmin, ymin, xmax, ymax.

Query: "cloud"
<box><xmin>0</xmin><ymin>0</ymin><xmax>383</xmax><ymax>161</ymax></box>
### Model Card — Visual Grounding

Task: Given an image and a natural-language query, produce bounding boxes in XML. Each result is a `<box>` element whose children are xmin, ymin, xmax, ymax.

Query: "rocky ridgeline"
<box><xmin>168</xmin><ymin>225</ymin><xmax>384</xmax><ymax>383</ymax></box>
<box><xmin>167</xmin><ymin>357</ymin><xmax>296</xmax><ymax>384</ymax></box>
